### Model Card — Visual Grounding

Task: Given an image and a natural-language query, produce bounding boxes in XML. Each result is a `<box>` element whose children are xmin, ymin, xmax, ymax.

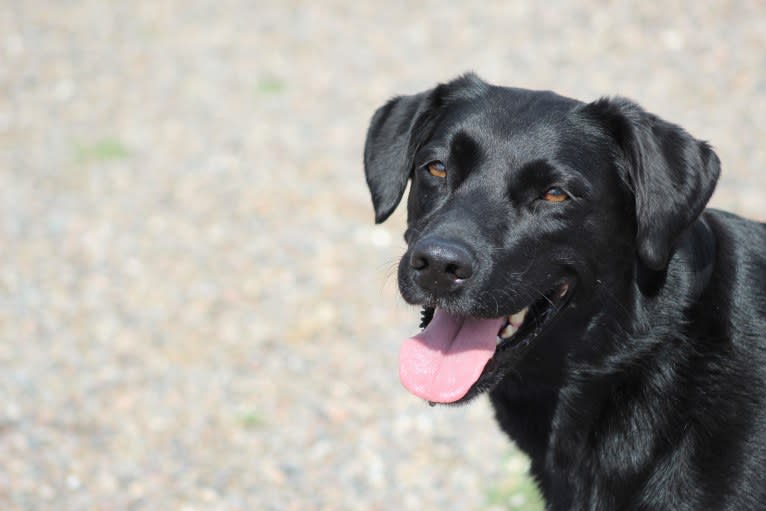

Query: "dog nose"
<box><xmin>410</xmin><ymin>238</ymin><xmax>475</xmax><ymax>293</ymax></box>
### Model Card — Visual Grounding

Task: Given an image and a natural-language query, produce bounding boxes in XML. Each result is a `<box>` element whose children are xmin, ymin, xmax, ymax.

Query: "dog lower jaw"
<box><xmin>414</xmin><ymin>281</ymin><xmax>573</xmax><ymax>405</ymax></box>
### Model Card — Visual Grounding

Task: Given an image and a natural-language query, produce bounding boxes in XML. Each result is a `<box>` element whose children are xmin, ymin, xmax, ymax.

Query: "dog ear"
<box><xmin>363</xmin><ymin>90</ymin><xmax>433</xmax><ymax>223</ymax></box>
<box><xmin>582</xmin><ymin>98</ymin><xmax>721</xmax><ymax>270</ymax></box>
<box><xmin>364</xmin><ymin>73</ymin><xmax>490</xmax><ymax>223</ymax></box>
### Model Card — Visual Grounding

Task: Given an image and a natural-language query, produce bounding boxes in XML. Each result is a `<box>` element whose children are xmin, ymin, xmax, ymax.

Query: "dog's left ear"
<box><xmin>581</xmin><ymin>98</ymin><xmax>721</xmax><ymax>270</ymax></box>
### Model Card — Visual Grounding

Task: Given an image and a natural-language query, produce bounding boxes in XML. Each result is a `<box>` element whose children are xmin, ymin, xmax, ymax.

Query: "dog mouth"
<box><xmin>398</xmin><ymin>282</ymin><xmax>571</xmax><ymax>404</ymax></box>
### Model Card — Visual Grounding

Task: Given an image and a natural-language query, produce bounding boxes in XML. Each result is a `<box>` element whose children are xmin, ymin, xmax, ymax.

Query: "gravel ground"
<box><xmin>1</xmin><ymin>1</ymin><xmax>765</xmax><ymax>510</ymax></box>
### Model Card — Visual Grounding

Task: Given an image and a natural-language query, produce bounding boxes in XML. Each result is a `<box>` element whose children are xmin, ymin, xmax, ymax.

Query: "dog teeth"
<box><xmin>497</xmin><ymin>306</ymin><xmax>530</xmax><ymax>345</ymax></box>
<box><xmin>499</xmin><ymin>323</ymin><xmax>518</xmax><ymax>340</ymax></box>
<box><xmin>508</xmin><ymin>307</ymin><xmax>529</xmax><ymax>328</ymax></box>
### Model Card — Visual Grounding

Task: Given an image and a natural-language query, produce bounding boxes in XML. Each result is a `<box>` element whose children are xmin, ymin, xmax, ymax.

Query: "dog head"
<box><xmin>364</xmin><ymin>73</ymin><xmax>720</xmax><ymax>404</ymax></box>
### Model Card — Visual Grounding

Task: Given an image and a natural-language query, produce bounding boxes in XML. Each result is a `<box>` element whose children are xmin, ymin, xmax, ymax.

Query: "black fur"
<box><xmin>364</xmin><ymin>73</ymin><xmax>766</xmax><ymax>510</ymax></box>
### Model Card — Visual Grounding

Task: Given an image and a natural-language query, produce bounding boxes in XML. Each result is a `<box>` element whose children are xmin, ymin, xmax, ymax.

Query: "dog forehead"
<box><xmin>434</xmin><ymin>114</ymin><xmax>570</xmax><ymax>175</ymax></box>
<box><xmin>424</xmin><ymin>88</ymin><xmax>609</xmax><ymax>186</ymax></box>
<box><xmin>438</xmin><ymin>91</ymin><xmax>578</xmax><ymax>152</ymax></box>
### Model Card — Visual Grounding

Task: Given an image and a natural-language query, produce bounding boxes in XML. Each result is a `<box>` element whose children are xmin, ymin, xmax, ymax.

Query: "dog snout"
<box><xmin>409</xmin><ymin>237</ymin><xmax>476</xmax><ymax>294</ymax></box>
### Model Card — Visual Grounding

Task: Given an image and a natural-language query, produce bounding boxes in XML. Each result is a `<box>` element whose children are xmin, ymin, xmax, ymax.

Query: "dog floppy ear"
<box><xmin>363</xmin><ymin>90</ymin><xmax>433</xmax><ymax>223</ymax></box>
<box><xmin>582</xmin><ymin>98</ymin><xmax>721</xmax><ymax>270</ymax></box>
<box><xmin>364</xmin><ymin>73</ymin><xmax>490</xmax><ymax>223</ymax></box>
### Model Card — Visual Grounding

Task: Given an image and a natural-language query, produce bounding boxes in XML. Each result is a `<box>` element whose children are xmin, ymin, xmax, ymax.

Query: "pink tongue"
<box><xmin>399</xmin><ymin>309</ymin><xmax>505</xmax><ymax>403</ymax></box>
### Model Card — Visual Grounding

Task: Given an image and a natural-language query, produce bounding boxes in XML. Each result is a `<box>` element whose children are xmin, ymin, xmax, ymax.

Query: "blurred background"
<box><xmin>1</xmin><ymin>1</ymin><xmax>765</xmax><ymax>510</ymax></box>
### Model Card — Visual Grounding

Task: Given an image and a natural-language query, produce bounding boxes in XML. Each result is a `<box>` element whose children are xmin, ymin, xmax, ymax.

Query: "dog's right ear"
<box><xmin>364</xmin><ymin>73</ymin><xmax>491</xmax><ymax>223</ymax></box>
<box><xmin>363</xmin><ymin>90</ymin><xmax>434</xmax><ymax>223</ymax></box>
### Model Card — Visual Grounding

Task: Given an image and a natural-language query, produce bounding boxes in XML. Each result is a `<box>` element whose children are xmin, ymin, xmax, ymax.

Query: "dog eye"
<box><xmin>425</xmin><ymin>161</ymin><xmax>447</xmax><ymax>178</ymax></box>
<box><xmin>543</xmin><ymin>187</ymin><xmax>569</xmax><ymax>202</ymax></box>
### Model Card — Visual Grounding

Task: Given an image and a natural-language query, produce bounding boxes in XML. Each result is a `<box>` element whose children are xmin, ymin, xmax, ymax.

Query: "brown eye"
<box><xmin>426</xmin><ymin>161</ymin><xmax>447</xmax><ymax>178</ymax></box>
<box><xmin>543</xmin><ymin>187</ymin><xmax>569</xmax><ymax>202</ymax></box>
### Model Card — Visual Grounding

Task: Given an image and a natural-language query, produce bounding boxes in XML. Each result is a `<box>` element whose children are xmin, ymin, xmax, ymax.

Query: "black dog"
<box><xmin>364</xmin><ymin>73</ymin><xmax>766</xmax><ymax>510</ymax></box>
